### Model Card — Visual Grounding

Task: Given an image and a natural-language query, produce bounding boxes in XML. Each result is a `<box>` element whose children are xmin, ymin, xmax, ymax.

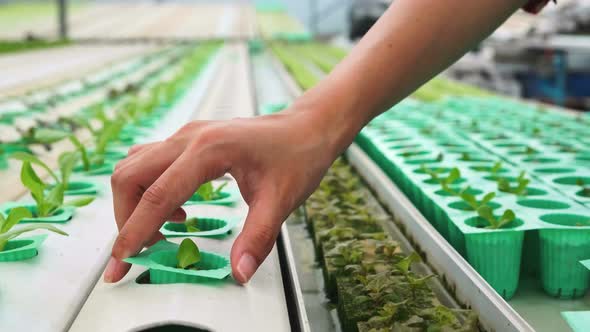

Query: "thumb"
<box><xmin>230</xmin><ymin>197</ymin><xmax>284</xmax><ymax>284</ymax></box>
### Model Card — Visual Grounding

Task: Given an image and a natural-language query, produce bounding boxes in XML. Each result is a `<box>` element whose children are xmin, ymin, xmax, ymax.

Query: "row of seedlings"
<box><xmin>432</xmin><ymin>96</ymin><xmax>590</xmax><ymax>206</ymax></box>
<box><xmin>354</xmin><ymin>99</ymin><xmax>590</xmax><ymax>300</ymax></box>
<box><xmin>305</xmin><ymin>158</ymin><xmax>478</xmax><ymax>332</ymax></box>
<box><xmin>0</xmin><ymin>42</ymin><xmax>223</xmax><ymax>262</ymax></box>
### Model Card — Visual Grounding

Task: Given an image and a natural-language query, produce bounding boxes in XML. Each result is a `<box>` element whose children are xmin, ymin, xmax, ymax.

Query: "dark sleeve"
<box><xmin>522</xmin><ymin>0</ymin><xmax>556</xmax><ymax>14</ymax></box>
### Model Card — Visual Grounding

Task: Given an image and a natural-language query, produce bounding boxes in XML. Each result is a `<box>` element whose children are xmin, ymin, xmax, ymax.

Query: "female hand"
<box><xmin>103</xmin><ymin>107</ymin><xmax>349</xmax><ymax>284</ymax></box>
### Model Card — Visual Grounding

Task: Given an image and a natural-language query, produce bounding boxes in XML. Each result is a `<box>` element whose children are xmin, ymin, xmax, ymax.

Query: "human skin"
<box><xmin>104</xmin><ymin>0</ymin><xmax>528</xmax><ymax>284</ymax></box>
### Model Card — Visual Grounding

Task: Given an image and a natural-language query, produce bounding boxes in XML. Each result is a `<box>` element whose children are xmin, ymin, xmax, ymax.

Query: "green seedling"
<box><xmin>184</xmin><ymin>218</ymin><xmax>200</xmax><ymax>232</ymax></box>
<box><xmin>461</xmin><ymin>152</ymin><xmax>471</xmax><ymax>161</ymax></box>
<box><xmin>195</xmin><ymin>181</ymin><xmax>228</xmax><ymax>201</ymax></box>
<box><xmin>0</xmin><ymin>207</ymin><xmax>67</xmax><ymax>251</ymax></box>
<box><xmin>577</xmin><ymin>178</ymin><xmax>590</xmax><ymax>197</ymax></box>
<box><xmin>395</xmin><ymin>252</ymin><xmax>436</xmax><ymax>299</ymax></box>
<box><xmin>439</xmin><ymin>168</ymin><xmax>461</xmax><ymax>194</ymax></box>
<box><xmin>490</xmin><ymin>161</ymin><xmax>503</xmax><ymax>175</ymax></box>
<box><xmin>176</xmin><ymin>238</ymin><xmax>201</xmax><ymax>270</ymax></box>
<box><xmin>477</xmin><ymin>206</ymin><xmax>516</xmax><ymax>229</ymax></box>
<box><xmin>11</xmin><ymin>152</ymin><xmax>94</xmax><ymax>217</ymax></box>
<box><xmin>460</xmin><ymin>191</ymin><xmax>496</xmax><ymax>211</ymax></box>
<box><xmin>420</xmin><ymin>164</ymin><xmax>445</xmax><ymax>181</ymax></box>
<box><xmin>34</xmin><ymin>129</ymin><xmax>91</xmax><ymax>171</ymax></box>
<box><xmin>498</xmin><ymin>171</ymin><xmax>530</xmax><ymax>196</ymax></box>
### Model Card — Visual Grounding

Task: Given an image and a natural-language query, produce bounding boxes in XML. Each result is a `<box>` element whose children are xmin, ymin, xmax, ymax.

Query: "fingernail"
<box><xmin>235</xmin><ymin>253</ymin><xmax>257</xmax><ymax>284</ymax></box>
<box><xmin>103</xmin><ymin>257</ymin><xmax>117</xmax><ymax>283</ymax></box>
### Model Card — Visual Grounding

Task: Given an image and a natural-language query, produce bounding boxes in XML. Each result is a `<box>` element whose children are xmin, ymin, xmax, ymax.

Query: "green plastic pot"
<box><xmin>1</xmin><ymin>203</ymin><xmax>74</xmax><ymax>224</ymax></box>
<box><xmin>0</xmin><ymin>235</ymin><xmax>47</xmax><ymax>262</ymax></box>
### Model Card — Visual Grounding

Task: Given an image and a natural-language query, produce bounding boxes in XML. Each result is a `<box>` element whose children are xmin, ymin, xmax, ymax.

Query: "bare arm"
<box><xmin>105</xmin><ymin>0</ymin><xmax>527</xmax><ymax>284</ymax></box>
<box><xmin>299</xmin><ymin>0</ymin><xmax>527</xmax><ymax>157</ymax></box>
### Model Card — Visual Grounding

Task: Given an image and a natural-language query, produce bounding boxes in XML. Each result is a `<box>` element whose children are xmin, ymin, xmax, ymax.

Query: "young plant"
<box><xmin>420</xmin><ymin>164</ymin><xmax>445</xmax><ymax>181</ymax></box>
<box><xmin>395</xmin><ymin>252</ymin><xmax>435</xmax><ymax>299</ymax></box>
<box><xmin>184</xmin><ymin>218</ymin><xmax>200</xmax><ymax>232</ymax></box>
<box><xmin>577</xmin><ymin>178</ymin><xmax>590</xmax><ymax>197</ymax></box>
<box><xmin>490</xmin><ymin>161</ymin><xmax>503</xmax><ymax>175</ymax></box>
<box><xmin>461</xmin><ymin>152</ymin><xmax>471</xmax><ymax>161</ymax></box>
<box><xmin>176</xmin><ymin>238</ymin><xmax>201</xmax><ymax>270</ymax></box>
<box><xmin>11</xmin><ymin>152</ymin><xmax>94</xmax><ymax>217</ymax></box>
<box><xmin>477</xmin><ymin>206</ymin><xmax>516</xmax><ymax>229</ymax></box>
<box><xmin>34</xmin><ymin>129</ymin><xmax>91</xmax><ymax>171</ymax></box>
<box><xmin>195</xmin><ymin>181</ymin><xmax>228</xmax><ymax>201</ymax></box>
<box><xmin>439</xmin><ymin>168</ymin><xmax>462</xmax><ymax>194</ymax></box>
<box><xmin>460</xmin><ymin>191</ymin><xmax>496</xmax><ymax>211</ymax></box>
<box><xmin>0</xmin><ymin>207</ymin><xmax>67</xmax><ymax>251</ymax></box>
<box><xmin>498</xmin><ymin>171</ymin><xmax>530</xmax><ymax>196</ymax></box>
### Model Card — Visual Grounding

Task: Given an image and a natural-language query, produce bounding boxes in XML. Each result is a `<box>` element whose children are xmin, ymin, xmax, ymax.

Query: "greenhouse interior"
<box><xmin>1</xmin><ymin>0</ymin><xmax>590</xmax><ymax>331</ymax></box>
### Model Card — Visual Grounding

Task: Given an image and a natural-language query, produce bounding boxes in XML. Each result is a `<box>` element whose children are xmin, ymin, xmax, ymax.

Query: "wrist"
<box><xmin>288</xmin><ymin>87</ymin><xmax>367</xmax><ymax>160</ymax></box>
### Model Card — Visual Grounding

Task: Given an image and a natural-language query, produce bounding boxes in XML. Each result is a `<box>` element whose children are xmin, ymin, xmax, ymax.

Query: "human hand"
<box><xmin>103</xmin><ymin>108</ymin><xmax>347</xmax><ymax>284</ymax></box>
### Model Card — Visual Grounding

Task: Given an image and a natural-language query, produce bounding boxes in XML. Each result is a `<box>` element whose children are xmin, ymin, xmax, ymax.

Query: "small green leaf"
<box><xmin>177</xmin><ymin>238</ymin><xmax>201</xmax><ymax>269</ymax></box>
<box><xmin>395</xmin><ymin>252</ymin><xmax>421</xmax><ymax>274</ymax></box>
<box><xmin>196</xmin><ymin>182</ymin><xmax>214</xmax><ymax>201</ymax></box>
<box><xmin>1</xmin><ymin>207</ymin><xmax>32</xmax><ymax>233</ymax></box>
<box><xmin>64</xmin><ymin>196</ymin><xmax>95</xmax><ymax>207</ymax></box>
<box><xmin>460</xmin><ymin>192</ymin><xmax>478</xmax><ymax>210</ymax></box>
<box><xmin>491</xmin><ymin>161</ymin><xmax>503</xmax><ymax>174</ymax></box>
<box><xmin>477</xmin><ymin>205</ymin><xmax>496</xmax><ymax>228</ymax></box>
<box><xmin>497</xmin><ymin>209</ymin><xmax>516</xmax><ymax>229</ymax></box>
<box><xmin>58</xmin><ymin>151</ymin><xmax>79</xmax><ymax>188</ymax></box>
<box><xmin>480</xmin><ymin>192</ymin><xmax>496</xmax><ymax>205</ymax></box>
<box><xmin>21</xmin><ymin>162</ymin><xmax>46</xmax><ymax>200</ymax></box>
<box><xmin>33</xmin><ymin>128</ymin><xmax>69</xmax><ymax>144</ymax></box>
<box><xmin>184</xmin><ymin>218</ymin><xmax>200</xmax><ymax>232</ymax></box>
<box><xmin>0</xmin><ymin>223</ymin><xmax>67</xmax><ymax>251</ymax></box>
<box><xmin>12</xmin><ymin>152</ymin><xmax>59</xmax><ymax>183</ymax></box>
<box><xmin>68</xmin><ymin>135</ymin><xmax>90</xmax><ymax>171</ymax></box>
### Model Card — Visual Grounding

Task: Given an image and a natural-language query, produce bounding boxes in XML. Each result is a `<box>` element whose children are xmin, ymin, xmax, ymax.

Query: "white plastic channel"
<box><xmin>69</xmin><ymin>44</ymin><xmax>291</xmax><ymax>332</ymax></box>
<box><xmin>0</xmin><ymin>45</ymin><xmax>220</xmax><ymax>332</ymax></box>
<box><xmin>345</xmin><ymin>144</ymin><xmax>534</xmax><ymax>332</ymax></box>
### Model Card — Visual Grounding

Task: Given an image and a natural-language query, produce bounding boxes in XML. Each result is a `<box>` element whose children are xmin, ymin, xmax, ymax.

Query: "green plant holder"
<box><xmin>356</xmin><ymin>100</ymin><xmax>590</xmax><ymax>299</ymax></box>
<box><xmin>0</xmin><ymin>235</ymin><xmax>47</xmax><ymax>262</ymax></box>
<box><xmin>183</xmin><ymin>189</ymin><xmax>240</xmax><ymax>207</ymax></box>
<box><xmin>124</xmin><ymin>240</ymin><xmax>231</xmax><ymax>284</ymax></box>
<box><xmin>465</xmin><ymin>230</ymin><xmax>524</xmax><ymax>299</ymax></box>
<box><xmin>49</xmin><ymin>181</ymin><xmax>99</xmax><ymax>196</ymax></box>
<box><xmin>160</xmin><ymin>217</ymin><xmax>239</xmax><ymax>238</ymax></box>
<box><xmin>73</xmin><ymin>162</ymin><xmax>114</xmax><ymax>176</ymax></box>
<box><xmin>540</xmin><ymin>228</ymin><xmax>590</xmax><ymax>298</ymax></box>
<box><xmin>1</xmin><ymin>203</ymin><xmax>74</xmax><ymax>223</ymax></box>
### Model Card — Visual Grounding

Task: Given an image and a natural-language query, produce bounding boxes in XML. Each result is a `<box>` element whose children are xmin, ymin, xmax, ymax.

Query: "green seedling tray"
<box><xmin>48</xmin><ymin>180</ymin><xmax>100</xmax><ymax>196</ymax></box>
<box><xmin>160</xmin><ymin>217</ymin><xmax>239</xmax><ymax>238</ymax></box>
<box><xmin>183</xmin><ymin>188</ymin><xmax>240</xmax><ymax>207</ymax></box>
<box><xmin>358</xmin><ymin>102</ymin><xmax>590</xmax><ymax>299</ymax></box>
<box><xmin>124</xmin><ymin>240</ymin><xmax>231</xmax><ymax>284</ymax></box>
<box><xmin>561</xmin><ymin>311</ymin><xmax>590</xmax><ymax>332</ymax></box>
<box><xmin>1</xmin><ymin>202</ymin><xmax>74</xmax><ymax>224</ymax></box>
<box><xmin>73</xmin><ymin>162</ymin><xmax>114</xmax><ymax>176</ymax></box>
<box><xmin>89</xmin><ymin>148</ymin><xmax>128</xmax><ymax>163</ymax></box>
<box><xmin>0</xmin><ymin>234</ymin><xmax>47</xmax><ymax>262</ymax></box>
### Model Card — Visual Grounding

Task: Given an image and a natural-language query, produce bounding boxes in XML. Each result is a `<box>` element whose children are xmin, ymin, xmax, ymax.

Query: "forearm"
<box><xmin>296</xmin><ymin>0</ymin><xmax>526</xmax><ymax>156</ymax></box>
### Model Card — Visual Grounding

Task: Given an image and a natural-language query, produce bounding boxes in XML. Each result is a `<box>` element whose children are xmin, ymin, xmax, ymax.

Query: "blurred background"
<box><xmin>1</xmin><ymin>0</ymin><xmax>590</xmax><ymax>110</ymax></box>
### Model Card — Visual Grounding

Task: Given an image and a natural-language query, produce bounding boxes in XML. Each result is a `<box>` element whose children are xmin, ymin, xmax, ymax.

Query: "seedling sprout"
<box><xmin>0</xmin><ymin>207</ymin><xmax>67</xmax><ymax>252</ymax></box>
